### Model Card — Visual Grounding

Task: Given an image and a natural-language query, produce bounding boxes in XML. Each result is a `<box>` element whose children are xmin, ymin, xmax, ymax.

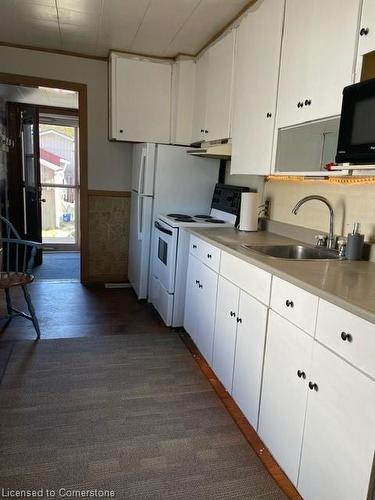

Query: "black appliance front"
<box><xmin>211</xmin><ymin>184</ymin><xmax>252</xmax><ymax>226</ymax></box>
<box><xmin>336</xmin><ymin>77</ymin><xmax>375</xmax><ymax>164</ymax></box>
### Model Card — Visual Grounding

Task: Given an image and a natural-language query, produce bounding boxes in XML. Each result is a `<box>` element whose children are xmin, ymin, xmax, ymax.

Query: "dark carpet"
<box><xmin>0</xmin><ymin>334</ymin><xmax>286</xmax><ymax>499</ymax></box>
<box><xmin>33</xmin><ymin>252</ymin><xmax>80</xmax><ymax>281</ymax></box>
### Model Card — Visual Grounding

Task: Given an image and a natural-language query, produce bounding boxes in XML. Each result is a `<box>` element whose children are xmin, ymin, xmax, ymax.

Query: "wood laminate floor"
<box><xmin>0</xmin><ymin>282</ymin><xmax>169</xmax><ymax>341</ymax></box>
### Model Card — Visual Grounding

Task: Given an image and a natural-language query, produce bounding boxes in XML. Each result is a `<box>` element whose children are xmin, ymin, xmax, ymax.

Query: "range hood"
<box><xmin>187</xmin><ymin>142</ymin><xmax>232</xmax><ymax>159</ymax></box>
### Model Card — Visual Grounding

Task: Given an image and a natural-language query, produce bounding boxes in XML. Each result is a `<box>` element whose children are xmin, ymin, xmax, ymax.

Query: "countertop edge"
<box><xmin>187</xmin><ymin>228</ymin><xmax>375</xmax><ymax>326</ymax></box>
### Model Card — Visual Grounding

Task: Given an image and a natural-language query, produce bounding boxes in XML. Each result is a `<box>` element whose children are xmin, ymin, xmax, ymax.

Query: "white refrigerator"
<box><xmin>128</xmin><ymin>143</ymin><xmax>219</xmax><ymax>299</ymax></box>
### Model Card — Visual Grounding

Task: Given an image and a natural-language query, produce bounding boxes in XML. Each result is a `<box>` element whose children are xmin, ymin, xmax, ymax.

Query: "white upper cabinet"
<box><xmin>231</xmin><ymin>0</ymin><xmax>285</xmax><ymax>175</ymax></box>
<box><xmin>358</xmin><ymin>0</ymin><xmax>375</xmax><ymax>56</ymax></box>
<box><xmin>205</xmin><ymin>30</ymin><xmax>236</xmax><ymax>142</ymax></box>
<box><xmin>192</xmin><ymin>51</ymin><xmax>209</xmax><ymax>143</ymax></box>
<box><xmin>171</xmin><ymin>58</ymin><xmax>196</xmax><ymax>146</ymax></box>
<box><xmin>277</xmin><ymin>0</ymin><xmax>362</xmax><ymax>129</ymax></box>
<box><xmin>192</xmin><ymin>30</ymin><xmax>236</xmax><ymax>143</ymax></box>
<box><xmin>109</xmin><ymin>53</ymin><xmax>172</xmax><ymax>143</ymax></box>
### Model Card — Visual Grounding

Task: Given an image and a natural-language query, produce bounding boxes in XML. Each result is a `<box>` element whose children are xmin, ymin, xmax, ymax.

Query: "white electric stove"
<box><xmin>149</xmin><ymin>184</ymin><xmax>250</xmax><ymax>327</ymax></box>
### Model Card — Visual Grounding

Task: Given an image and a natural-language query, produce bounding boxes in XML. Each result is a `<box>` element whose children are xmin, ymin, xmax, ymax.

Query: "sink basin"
<box><xmin>241</xmin><ymin>244</ymin><xmax>340</xmax><ymax>260</ymax></box>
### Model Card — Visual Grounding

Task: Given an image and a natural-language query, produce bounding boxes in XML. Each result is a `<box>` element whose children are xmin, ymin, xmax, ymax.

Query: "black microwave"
<box><xmin>336</xmin><ymin>78</ymin><xmax>375</xmax><ymax>164</ymax></box>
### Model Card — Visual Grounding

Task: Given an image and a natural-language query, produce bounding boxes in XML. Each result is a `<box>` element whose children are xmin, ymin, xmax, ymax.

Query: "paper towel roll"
<box><xmin>239</xmin><ymin>192</ymin><xmax>259</xmax><ymax>232</ymax></box>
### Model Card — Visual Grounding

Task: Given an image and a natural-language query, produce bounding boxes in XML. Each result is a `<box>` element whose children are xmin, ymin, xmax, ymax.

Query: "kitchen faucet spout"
<box><xmin>291</xmin><ymin>195</ymin><xmax>335</xmax><ymax>249</ymax></box>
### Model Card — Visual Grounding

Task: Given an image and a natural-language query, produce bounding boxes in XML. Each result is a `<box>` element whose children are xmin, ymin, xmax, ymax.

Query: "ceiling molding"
<box><xmin>0</xmin><ymin>41</ymin><xmax>108</xmax><ymax>62</ymax></box>
<box><xmin>0</xmin><ymin>0</ymin><xmax>257</xmax><ymax>64</ymax></box>
<box><xmin>196</xmin><ymin>0</ymin><xmax>258</xmax><ymax>57</ymax></box>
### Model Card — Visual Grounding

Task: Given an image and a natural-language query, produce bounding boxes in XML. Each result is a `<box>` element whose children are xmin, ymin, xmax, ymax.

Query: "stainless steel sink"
<box><xmin>241</xmin><ymin>244</ymin><xmax>340</xmax><ymax>260</ymax></box>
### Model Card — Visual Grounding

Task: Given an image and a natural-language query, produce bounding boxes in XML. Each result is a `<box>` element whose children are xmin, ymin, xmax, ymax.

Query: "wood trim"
<box><xmin>195</xmin><ymin>0</ymin><xmax>257</xmax><ymax>57</ymax></box>
<box><xmin>0</xmin><ymin>72</ymin><xmax>89</xmax><ymax>284</ymax></box>
<box><xmin>0</xmin><ymin>72</ymin><xmax>86</xmax><ymax>92</ymax></box>
<box><xmin>88</xmin><ymin>190</ymin><xmax>131</xmax><ymax>198</ymax></box>
<box><xmin>0</xmin><ymin>41</ymin><xmax>107</xmax><ymax>62</ymax></box>
<box><xmin>180</xmin><ymin>333</ymin><xmax>302</xmax><ymax>500</ymax></box>
<box><xmin>38</xmin><ymin>105</ymin><xmax>79</xmax><ymax>116</ymax></box>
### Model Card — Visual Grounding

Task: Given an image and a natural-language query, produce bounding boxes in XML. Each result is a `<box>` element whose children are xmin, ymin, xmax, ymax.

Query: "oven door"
<box><xmin>152</xmin><ymin>219</ymin><xmax>178</xmax><ymax>294</ymax></box>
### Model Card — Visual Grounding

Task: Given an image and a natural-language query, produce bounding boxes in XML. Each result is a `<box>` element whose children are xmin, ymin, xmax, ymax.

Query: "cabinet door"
<box><xmin>231</xmin><ymin>0</ymin><xmax>285</xmax><ymax>175</ymax></box>
<box><xmin>358</xmin><ymin>0</ymin><xmax>375</xmax><ymax>56</ymax></box>
<box><xmin>111</xmin><ymin>55</ymin><xmax>171</xmax><ymax>142</ymax></box>
<box><xmin>184</xmin><ymin>254</ymin><xmax>200</xmax><ymax>344</ymax></box>
<box><xmin>258</xmin><ymin>310</ymin><xmax>313</xmax><ymax>484</ymax></box>
<box><xmin>277</xmin><ymin>0</ymin><xmax>361</xmax><ymax>128</ymax></box>
<box><xmin>212</xmin><ymin>276</ymin><xmax>240</xmax><ymax>391</ymax></box>
<box><xmin>195</xmin><ymin>262</ymin><xmax>218</xmax><ymax>366</ymax></box>
<box><xmin>192</xmin><ymin>52</ymin><xmax>209</xmax><ymax>143</ymax></box>
<box><xmin>205</xmin><ymin>30</ymin><xmax>236</xmax><ymax>142</ymax></box>
<box><xmin>298</xmin><ymin>342</ymin><xmax>375</xmax><ymax>500</ymax></box>
<box><xmin>232</xmin><ymin>291</ymin><xmax>268</xmax><ymax>429</ymax></box>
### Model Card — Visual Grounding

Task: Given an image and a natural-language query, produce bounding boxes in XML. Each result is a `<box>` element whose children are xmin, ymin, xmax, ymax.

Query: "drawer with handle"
<box><xmin>316</xmin><ymin>299</ymin><xmax>375</xmax><ymax>379</ymax></box>
<box><xmin>189</xmin><ymin>235</ymin><xmax>221</xmax><ymax>272</ymax></box>
<box><xmin>270</xmin><ymin>276</ymin><xmax>319</xmax><ymax>336</ymax></box>
<box><xmin>220</xmin><ymin>251</ymin><xmax>271</xmax><ymax>306</ymax></box>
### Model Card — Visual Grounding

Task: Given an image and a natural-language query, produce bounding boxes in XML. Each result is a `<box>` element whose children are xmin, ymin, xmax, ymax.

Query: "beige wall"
<box><xmin>226</xmin><ymin>162</ymin><xmax>375</xmax><ymax>242</ymax></box>
<box><xmin>264</xmin><ymin>179</ymin><xmax>375</xmax><ymax>242</ymax></box>
<box><xmin>0</xmin><ymin>46</ymin><xmax>132</xmax><ymax>191</ymax></box>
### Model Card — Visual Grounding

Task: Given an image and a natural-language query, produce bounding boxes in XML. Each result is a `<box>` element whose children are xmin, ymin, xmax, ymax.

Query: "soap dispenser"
<box><xmin>346</xmin><ymin>222</ymin><xmax>364</xmax><ymax>260</ymax></box>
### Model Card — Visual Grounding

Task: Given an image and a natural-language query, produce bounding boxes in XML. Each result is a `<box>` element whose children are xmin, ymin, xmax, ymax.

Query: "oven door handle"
<box><xmin>154</xmin><ymin>221</ymin><xmax>173</xmax><ymax>236</ymax></box>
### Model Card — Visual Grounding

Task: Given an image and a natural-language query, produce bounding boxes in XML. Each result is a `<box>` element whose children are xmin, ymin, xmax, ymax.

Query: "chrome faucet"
<box><xmin>291</xmin><ymin>195</ymin><xmax>336</xmax><ymax>249</ymax></box>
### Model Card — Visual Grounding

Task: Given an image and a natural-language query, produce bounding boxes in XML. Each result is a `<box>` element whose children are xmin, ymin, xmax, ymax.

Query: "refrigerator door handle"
<box><xmin>138</xmin><ymin>147</ymin><xmax>147</xmax><ymax>196</ymax></box>
<box><xmin>137</xmin><ymin>195</ymin><xmax>143</xmax><ymax>241</ymax></box>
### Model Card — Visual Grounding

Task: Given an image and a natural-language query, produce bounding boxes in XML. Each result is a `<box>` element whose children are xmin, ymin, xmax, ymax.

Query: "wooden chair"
<box><xmin>0</xmin><ymin>215</ymin><xmax>41</xmax><ymax>338</ymax></box>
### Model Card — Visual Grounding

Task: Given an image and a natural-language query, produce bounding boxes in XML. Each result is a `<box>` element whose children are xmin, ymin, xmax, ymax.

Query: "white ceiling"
<box><xmin>0</xmin><ymin>83</ymin><xmax>79</xmax><ymax>108</ymax></box>
<box><xmin>0</xmin><ymin>0</ymin><xmax>250</xmax><ymax>58</ymax></box>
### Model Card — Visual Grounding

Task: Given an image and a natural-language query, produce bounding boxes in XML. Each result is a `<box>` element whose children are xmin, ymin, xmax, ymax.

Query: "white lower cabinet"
<box><xmin>232</xmin><ymin>290</ymin><xmax>268</xmax><ymax>429</ymax></box>
<box><xmin>212</xmin><ymin>276</ymin><xmax>240</xmax><ymax>391</ymax></box>
<box><xmin>184</xmin><ymin>254</ymin><xmax>218</xmax><ymax>365</ymax></box>
<box><xmin>298</xmin><ymin>342</ymin><xmax>375</xmax><ymax>500</ymax></box>
<box><xmin>185</xmin><ymin>236</ymin><xmax>375</xmax><ymax>500</ymax></box>
<box><xmin>258</xmin><ymin>310</ymin><xmax>313</xmax><ymax>484</ymax></box>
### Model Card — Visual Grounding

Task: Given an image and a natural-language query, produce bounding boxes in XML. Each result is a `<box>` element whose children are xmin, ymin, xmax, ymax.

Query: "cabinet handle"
<box><xmin>308</xmin><ymin>381</ymin><xmax>319</xmax><ymax>391</ymax></box>
<box><xmin>297</xmin><ymin>101</ymin><xmax>304</xmax><ymax>108</ymax></box>
<box><xmin>285</xmin><ymin>299</ymin><xmax>294</xmax><ymax>308</ymax></box>
<box><xmin>297</xmin><ymin>370</ymin><xmax>306</xmax><ymax>379</ymax></box>
<box><xmin>200</xmin><ymin>129</ymin><xmax>204</xmax><ymax>133</ymax></box>
<box><xmin>341</xmin><ymin>331</ymin><xmax>353</xmax><ymax>342</ymax></box>
<box><xmin>204</xmin><ymin>130</ymin><xmax>208</xmax><ymax>134</ymax></box>
<box><xmin>236</xmin><ymin>317</ymin><xmax>242</xmax><ymax>324</ymax></box>
<box><xmin>192</xmin><ymin>244</ymin><xmax>197</xmax><ymax>249</ymax></box>
<box><xmin>207</xmin><ymin>253</ymin><xmax>212</xmax><ymax>259</ymax></box>
<box><xmin>198</xmin><ymin>284</ymin><xmax>203</xmax><ymax>289</ymax></box>
<box><xmin>230</xmin><ymin>311</ymin><xmax>236</xmax><ymax>317</ymax></box>
<box><xmin>266</xmin><ymin>112</ymin><xmax>272</xmax><ymax>118</ymax></box>
<box><xmin>304</xmin><ymin>99</ymin><xmax>312</xmax><ymax>106</ymax></box>
<box><xmin>195</xmin><ymin>280</ymin><xmax>200</xmax><ymax>285</ymax></box>
<box><xmin>119</xmin><ymin>129</ymin><xmax>124</xmax><ymax>133</ymax></box>
<box><xmin>360</xmin><ymin>27</ymin><xmax>369</xmax><ymax>36</ymax></box>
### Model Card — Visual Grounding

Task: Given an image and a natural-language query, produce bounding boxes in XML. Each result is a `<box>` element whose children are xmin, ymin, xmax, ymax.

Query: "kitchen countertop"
<box><xmin>187</xmin><ymin>227</ymin><xmax>375</xmax><ymax>325</ymax></box>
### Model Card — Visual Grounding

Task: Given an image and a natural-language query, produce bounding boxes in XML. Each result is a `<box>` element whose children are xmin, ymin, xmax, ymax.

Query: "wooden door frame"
<box><xmin>0</xmin><ymin>72</ymin><xmax>89</xmax><ymax>282</ymax></box>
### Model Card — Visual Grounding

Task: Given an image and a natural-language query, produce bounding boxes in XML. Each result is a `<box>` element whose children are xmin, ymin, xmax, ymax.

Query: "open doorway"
<box><xmin>1</xmin><ymin>81</ymin><xmax>84</xmax><ymax>282</ymax></box>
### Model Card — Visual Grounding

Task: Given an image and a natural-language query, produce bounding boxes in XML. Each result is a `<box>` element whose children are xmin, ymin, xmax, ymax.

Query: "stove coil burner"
<box><xmin>175</xmin><ymin>218</ymin><xmax>196</xmax><ymax>222</ymax></box>
<box><xmin>194</xmin><ymin>215</ymin><xmax>212</xmax><ymax>219</ymax></box>
<box><xmin>167</xmin><ymin>213</ymin><xmax>192</xmax><ymax>218</ymax></box>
